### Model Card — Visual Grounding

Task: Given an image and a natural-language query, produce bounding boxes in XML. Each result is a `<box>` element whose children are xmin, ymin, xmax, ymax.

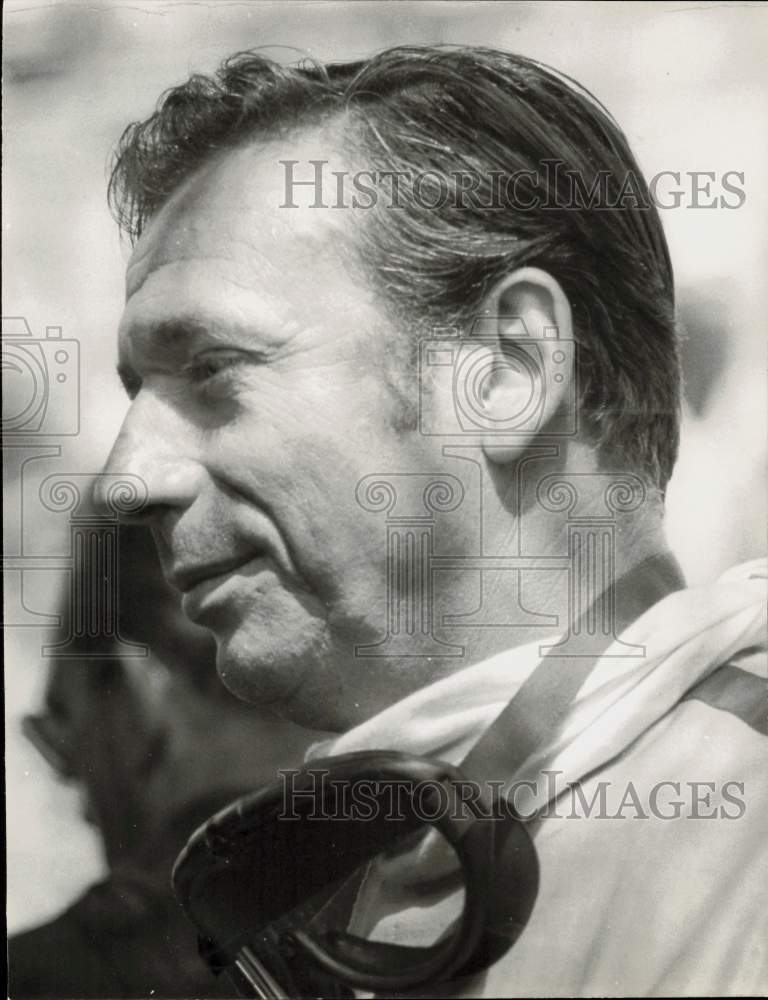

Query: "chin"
<box><xmin>212</xmin><ymin>614</ymin><xmax>321</xmax><ymax>704</ymax></box>
<box><xmin>217</xmin><ymin>630</ymin><xmax>358</xmax><ymax>734</ymax></box>
<box><xmin>206</xmin><ymin>586</ymin><xmax>386</xmax><ymax>730</ymax></box>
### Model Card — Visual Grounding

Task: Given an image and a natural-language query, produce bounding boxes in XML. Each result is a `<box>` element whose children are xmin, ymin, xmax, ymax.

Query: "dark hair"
<box><xmin>109</xmin><ymin>45</ymin><xmax>680</xmax><ymax>490</ymax></box>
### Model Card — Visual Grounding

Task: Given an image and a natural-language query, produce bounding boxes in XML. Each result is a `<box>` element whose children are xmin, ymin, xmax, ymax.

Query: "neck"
<box><xmin>337</xmin><ymin>446</ymin><xmax>683</xmax><ymax>728</ymax></box>
<box><xmin>447</xmin><ymin>444</ymin><xmax>681</xmax><ymax>667</ymax></box>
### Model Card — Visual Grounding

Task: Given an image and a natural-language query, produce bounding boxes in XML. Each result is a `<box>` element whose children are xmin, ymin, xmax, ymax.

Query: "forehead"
<box><xmin>121</xmin><ymin>130</ymin><xmax>364</xmax><ymax>341</ymax></box>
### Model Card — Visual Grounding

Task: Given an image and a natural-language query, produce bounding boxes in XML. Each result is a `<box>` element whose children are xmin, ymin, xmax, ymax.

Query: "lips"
<box><xmin>171</xmin><ymin>554</ymin><xmax>273</xmax><ymax>624</ymax></box>
<box><xmin>168</xmin><ymin>558</ymin><xmax>252</xmax><ymax>595</ymax></box>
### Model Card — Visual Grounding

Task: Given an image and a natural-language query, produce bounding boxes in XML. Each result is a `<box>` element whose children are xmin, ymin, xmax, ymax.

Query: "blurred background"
<box><xmin>4</xmin><ymin>0</ymin><xmax>767</xmax><ymax>934</ymax></box>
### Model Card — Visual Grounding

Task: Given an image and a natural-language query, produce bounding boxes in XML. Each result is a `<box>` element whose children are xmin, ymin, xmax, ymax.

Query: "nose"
<box><xmin>94</xmin><ymin>393</ymin><xmax>205</xmax><ymax>524</ymax></box>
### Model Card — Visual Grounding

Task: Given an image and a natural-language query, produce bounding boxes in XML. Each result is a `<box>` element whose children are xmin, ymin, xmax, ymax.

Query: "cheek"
<box><xmin>202</xmin><ymin>394</ymin><xmax>420</xmax><ymax>593</ymax></box>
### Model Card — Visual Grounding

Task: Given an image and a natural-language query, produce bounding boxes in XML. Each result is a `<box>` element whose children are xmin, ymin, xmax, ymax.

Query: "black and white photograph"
<box><xmin>4</xmin><ymin>2</ymin><xmax>767</xmax><ymax>997</ymax></box>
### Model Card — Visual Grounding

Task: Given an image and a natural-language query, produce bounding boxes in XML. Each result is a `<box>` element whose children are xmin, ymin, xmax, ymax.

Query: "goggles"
<box><xmin>173</xmin><ymin>750</ymin><xmax>538</xmax><ymax>996</ymax></box>
<box><xmin>173</xmin><ymin>552</ymin><xmax>683</xmax><ymax>996</ymax></box>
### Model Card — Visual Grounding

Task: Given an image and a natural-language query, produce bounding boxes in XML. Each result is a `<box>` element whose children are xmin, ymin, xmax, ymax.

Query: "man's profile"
<box><xmin>98</xmin><ymin>45</ymin><xmax>767</xmax><ymax>997</ymax></box>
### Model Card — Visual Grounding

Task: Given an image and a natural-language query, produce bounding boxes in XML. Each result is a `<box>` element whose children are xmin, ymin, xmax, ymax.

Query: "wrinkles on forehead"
<box><xmin>125</xmin><ymin>130</ymin><xmax>356</xmax><ymax>302</ymax></box>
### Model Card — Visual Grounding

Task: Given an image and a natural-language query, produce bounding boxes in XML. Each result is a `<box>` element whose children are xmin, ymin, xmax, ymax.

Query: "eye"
<box><xmin>185</xmin><ymin>351</ymin><xmax>249</xmax><ymax>385</ymax></box>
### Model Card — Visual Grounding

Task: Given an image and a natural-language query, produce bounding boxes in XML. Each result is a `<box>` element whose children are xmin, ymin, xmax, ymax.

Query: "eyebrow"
<box><xmin>126</xmin><ymin>316</ymin><xmax>268</xmax><ymax>354</ymax></box>
<box><xmin>116</xmin><ymin>316</ymin><xmax>273</xmax><ymax>396</ymax></box>
<box><xmin>119</xmin><ymin>319</ymin><xmax>219</xmax><ymax>368</ymax></box>
<box><xmin>149</xmin><ymin>318</ymin><xmax>212</xmax><ymax>350</ymax></box>
<box><xmin>116</xmin><ymin>319</ymin><xmax>203</xmax><ymax>395</ymax></box>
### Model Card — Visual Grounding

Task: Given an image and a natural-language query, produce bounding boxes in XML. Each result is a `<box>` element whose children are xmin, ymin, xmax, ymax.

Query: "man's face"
<box><xmin>104</xmin><ymin>133</ymin><xmax>467</xmax><ymax>729</ymax></box>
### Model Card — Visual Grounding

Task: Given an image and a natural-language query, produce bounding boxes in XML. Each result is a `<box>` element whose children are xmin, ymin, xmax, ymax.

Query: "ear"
<box><xmin>473</xmin><ymin>267</ymin><xmax>575</xmax><ymax>465</ymax></box>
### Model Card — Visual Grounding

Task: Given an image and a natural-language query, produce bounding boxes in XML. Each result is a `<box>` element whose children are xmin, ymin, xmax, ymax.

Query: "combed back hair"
<box><xmin>109</xmin><ymin>45</ymin><xmax>680</xmax><ymax>490</ymax></box>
